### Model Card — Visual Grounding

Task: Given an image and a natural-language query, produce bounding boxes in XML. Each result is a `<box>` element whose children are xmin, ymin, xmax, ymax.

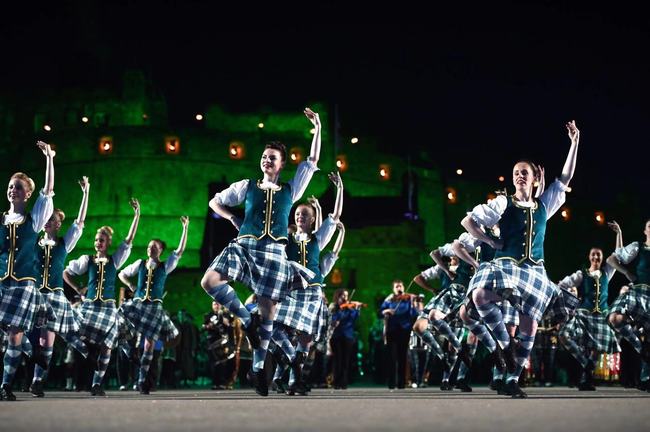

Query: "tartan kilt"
<box><xmin>464</xmin><ymin>297</ymin><xmax>520</xmax><ymax>326</ymax></box>
<box><xmin>560</xmin><ymin>310</ymin><xmax>620</xmax><ymax>353</ymax></box>
<box><xmin>424</xmin><ymin>283</ymin><xmax>466</xmax><ymax>316</ymax></box>
<box><xmin>120</xmin><ymin>299</ymin><xmax>179</xmax><ymax>342</ymax></box>
<box><xmin>0</xmin><ymin>279</ymin><xmax>54</xmax><ymax>332</ymax></box>
<box><xmin>209</xmin><ymin>237</ymin><xmax>315</xmax><ymax>302</ymax></box>
<box><xmin>625</xmin><ymin>284</ymin><xmax>650</xmax><ymax>329</ymax></box>
<box><xmin>41</xmin><ymin>289</ymin><xmax>81</xmax><ymax>335</ymax></box>
<box><xmin>274</xmin><ymin>285</ymin><xmax>327</xmax><ymax>338</ymax></box>
<box><xmin>468</xmin><ymin>259</ymin><xmax>562</xmax><ymax>322</ymax></box>
<box><xmin>78</xmin><ymin>300</ymin><xmax>119</xmax><ymax>349</ymax></box>
<box><xmin>608</xmin><ymin>292</ymin><xmax>629</xmax><ymax>316</ymax></box>
<box><xmin>543</xmin><ymin>287</ymin><xmax>580</xmax><ymax>326</ymax></box>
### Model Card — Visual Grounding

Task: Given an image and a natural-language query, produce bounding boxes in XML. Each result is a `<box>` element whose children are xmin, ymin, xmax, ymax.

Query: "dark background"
<box><xmin>2</xmin><ymin>0</ymin><xmax>648</xmax><ymax>216</ymax></box>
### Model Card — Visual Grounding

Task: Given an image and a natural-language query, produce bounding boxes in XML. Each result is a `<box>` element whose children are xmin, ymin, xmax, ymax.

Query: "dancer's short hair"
<box><xmin>264</xmin><ymin>141</ymin><xmax>287</xmax><ymax>162</ymax></box>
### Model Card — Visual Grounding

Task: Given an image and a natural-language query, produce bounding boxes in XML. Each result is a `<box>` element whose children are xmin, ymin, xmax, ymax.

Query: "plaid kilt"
<box><xmin>609</xmin><ymin>292</ymin><xmax>629</xmax><ymax>316</ymax></box>
<box><xmin>464</xmin><ymin>297</ymin><xmax>520</xmax><ymax>326</ymax></box>
<box><xmin>41</xmin><ymin>289</ymin><xmax>81</xmax><ymax>335</ymax></box>
<box><xmin>120</xmin><ymin>299</ymin><xmax>179</xmax><ymax>341</ymax></box>
<box><xmin>78</xmin><ymin>300</ymin><xmax>119</xmax><ymax>349</ymax></box>
<box><xmin>274</xmin><ymin>285</ymin><xmax>327</xmax><ymax>338</ymax></box>
<box><xmin>543</xmin><ymin>287</ymin><xmax>580</xmax><ymax>326</ymax></box>
<box><xmin>560</xmin><ymin>310</ymin><xmax>620</xmax><ymax>353</ymax></box>
<box><xmin>424</xmin><ymin>283</ymin><xmax>467</xmax><ymax>317</ymax></box>
<box><xmin>209</xmin><ymin>237</ymin><xmax>315</xmax><ymax>302</ymax></box>
<box><xmin>468</xmin><ymin>259</ymin><xmax>562</xmax><ymax>322</ymax></box>
<box><xmin>0</xmin><ymin>280</ymin><xmax>54</xmax><ymax>332</ymax></box>
<box><xmin>624</xmin><ymin>284</ymin><xmax>650</xmax><ymax>329</ymax></box>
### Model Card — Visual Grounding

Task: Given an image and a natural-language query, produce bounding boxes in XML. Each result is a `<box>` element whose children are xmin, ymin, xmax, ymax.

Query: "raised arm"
<box><xmin>559</xmin><ymin>120</ymin><xmax>580</xmax><ymax>186</ymax></box>
<box><xmin>37</xmin><ymin>141</ymin><xmax>55</xmax><ymax>196</ymax></box>
<box><xmin>175</xmin><ymin>216</ymin><xmax>190</xmax><ymax>256</ymax></box>
<box><xmin>451</xmin><ymin>240</ymin><xmax>480</xmax><ymax>270</ymax></box>
<box><xmin>413</xmin><ymin>274</ymin><xmax>435</xmax><ymax>293</ymax></box>
<box><xmin>328</xmin><ymin>172</ymin><xmax>344</xmax><ymax>221</ymax></box>
<box><xmin>332</xmin><ymin>222</ymin><xmax>345</xmax><ymax>255</ymax></box>
<box><xmin>304</xmin><ymin>107</ymin><xmax>321</xmax><ymax>165</ymax></box>
<box><xmin>430</xmin><ymin>248</ymin><xmax>454</xmax><ymax>279</ymax></box>
<box><xmin>307</xmin><ymin>196</ymin><xmax>323</xmax><ymax>232</ymax></box>
<box><xmin>76</xmin><ymin>176</ymin><xmax>90</xmax><ymax>225</ymax></box>
<box><xmin>534</xmin><ymin>165</ymin><xmax>545</xmax><ymax>199</ymax></box>
<box><xmin>608</xmin><ymin>220</ymin><xmax>623</xmax><ymax>250</ymax></box>
<box><xmin>124</xmin><ymin>198</ymin><xmax>141</xmax><ymax>245</ymax></box>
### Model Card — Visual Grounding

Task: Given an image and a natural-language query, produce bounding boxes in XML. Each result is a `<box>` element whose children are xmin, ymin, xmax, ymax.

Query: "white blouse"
<box><xmin>614</xmin><ymin>241</ymin><xmax>650</xmax><ymax>265</ymax></box>
<box><xmin>214</xmin><ymin>160</ymin><xmax>319</xmax><ymax>207</ymax></box>
<box><xmin>65</xmin><ymin>241</ymin><xmax>133</xmax><ymax>275</ymax></box>
<box><xmin>119</xmin><ymin>251</ymin><xmax>181</xmax><ymax>280</ymax></box>
<box><xmin>3</xmin><ymin>190</ymin><xmax>54</xmax><ymax>232</ymax></box>
<box><xmin>558</xmin><ymin>265</ymin><xmax>615</xmax><ymax>291</ymax></box>
<box><xmin>468</xmin><ymin>180</ymin><xmax>569</xmax><ymax>228</ymax></box>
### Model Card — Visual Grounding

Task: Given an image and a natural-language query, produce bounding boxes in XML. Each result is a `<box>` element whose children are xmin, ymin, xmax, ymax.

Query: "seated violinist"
<box><xmin>330</xmin><ymin>289</ymin><xmax>363</xmax><ymax>389</ymax></box>
<box><xmin>380</xmin><ymin>280</ymin><xmax>419</xmax><ymax>389</ymax></box>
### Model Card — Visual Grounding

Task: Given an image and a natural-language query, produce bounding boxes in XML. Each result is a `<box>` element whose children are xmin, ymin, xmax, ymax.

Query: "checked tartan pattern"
<box><xmin>560</xmin><ymin>310</ymin><xmax>620</xmax><ymax>353</ymax></box>
<box><xmin>0</xmin><ymin>280</ymin><xmax>54</xmax><ymax>332</ymax></box>
<box><xmin>465</xmin><ymin>297</ymin><xmax>520</xmax><ymax>326</ymax></box>
<box><xmin>120</xmin><ymin>299</ymin><xmax>179</xmax><ymax>341</ymax></box>
<box><xmin>41</xmin><ymin>289</ymin><xmax>81</xmax><ymax>335</ymax></box>
<box><xmin>424</xmin><ymin>283</ymin><xmax>467</xmax><ymax>316</ymax></box>
<box><xmin>274</xmin><ymin>286</ymin><xmax>327</xmax><ymax>338</ymax></box>
<box><xmin>609</xmin><ymin>291</ymin><xmax>629</xmax><ymax>316</ymax></box>
<box><xmin>209</xmin><ymin>237</ymin><xmax>314</xmax><ymax>302</ymax></box>
<box><xmin>543</xmin><ymin>287</ymin><xmax>580</xmax><ymax>326</ymax></box>
<box><xmin>624</xmin><ymin>284</ymin><xmax>650</xmax><ymax>330</ymax></box>
<box><xmin>468</xmin><ymin>259</ymin><xmax>563</xmax><ymax>322</ymax></box>
<box><xmin>78</xmin><ymin>301</ymin><xmax>120</xmax><ymax>349</ymax></box>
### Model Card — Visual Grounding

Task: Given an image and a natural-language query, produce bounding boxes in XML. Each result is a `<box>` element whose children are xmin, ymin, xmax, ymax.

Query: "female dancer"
<box><xmin>200</xmin><ymin>108</ymin><xmax>321</xmax><ymax>396</ymax></box>
<box><xmin>607</xmin><ymin>219</ymin><xmax>650</xmax><ymax>363</ymax></box>
<box><xmin>63</xmin><ymin>198</ymin><xmax>141</xmax><ymax>396</ymax></box>
<box><xmin>0</xmin><ymin>142</ymin><xmax>55</xmax><ymax>401</ymax></box>
<box><xmin>29</xmin><ymin>177</ymin><xmax>91</xmax><ymax>398</ymax></box>
<box><xmin>461</xmin><ymin>120</ymin><xmax>580</xmax><ymax>398</ymax></box>
<box><xmin>118</xmin><ymin>216</ymin><xmax>189</xmax><ymax>394</ymax></box>
<box><xmin>272</xmin><ymin>172</ymin><xmax>344</xmax><ymax>395</ymax></box>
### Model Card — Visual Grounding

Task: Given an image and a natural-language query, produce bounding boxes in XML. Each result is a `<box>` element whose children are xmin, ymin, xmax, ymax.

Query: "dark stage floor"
<box><xmin>1</xmin><ymin>387</ymin><xmax>648</xmax><ymax>432</ymax></box>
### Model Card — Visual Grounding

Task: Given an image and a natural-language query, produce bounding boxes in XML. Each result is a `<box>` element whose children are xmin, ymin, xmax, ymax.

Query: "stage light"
<box><xmin>165</xmin><ymin>137</ymin><xmax>180</xmax><ymax>155</ymax></box>
<box><xmin>498</xmin><ymin>176</ymin><xmax>505</xmax><ymax>182</ymax></box>
<box><xmin>456</xmin><ymin>169</ymin><xmax>463</xmax><ymax>175</ymax></box>
<box><xmin>98</xmin><ymin>136</ymin><xmax>113</xmax><ymax>155</ymax></box>
<box><xmin>229</xmin><ymin>141</ymin><xmax>245</xmax><ymax>160</ymax></box>
<box><xmin>258</xmin><ymin>122</ymin><xmax>264</xmax><ymax>129</ymax></box>
<box><xmin>142</xmin><ymin>113</ymin><xmax>148</xmax><ymax>120</ymax></box>
<box><xmin>561</xmin><ymin>207</ymin><xmax>571</xmax><ymax>221</ymax></box>
<box><xmin>446</xmin><ymin>187</ymin><xmax>457</xmax><ymax>203</ymax></box>
<box><xmin>487</xmin><ymin>193</ymin><xmax>496</xmax><ymax>204</ymax></box>
<box><xmin>289</xmin><ymin>147</ymin><xmax>303</xmax><ymax>164</ymax></box>
<box><xmin>595</xmin><ymin>211</ymin><xmax>605</xmax><ymax>225</ymax></box>
<box><xmin>351</xmin><ymin>137</ymin><xmax>359</xmax><ymax>144</ymax></box>
<box><xmin>43</xmin><ymin>125</ymin><xmax>51</xmax><ymax>131</ymax></box>
<box><xmin>379</xmin><ymin>164</ymin><xmax>391</xmax><ymax>180</ymax></box>
<box><xmin>336</xmin><ymin>155</ymin><xmax>348</xmax><ymax>172</ymax></box>
<box><xmin>81</xmin><ymin>116</ymin><xmax>89</xmax><ymax>123</ymax></box>
<box><xmin>195</xmin><ymin>114</ymin><xmax>203</xmax><ymax>121</ymax></box>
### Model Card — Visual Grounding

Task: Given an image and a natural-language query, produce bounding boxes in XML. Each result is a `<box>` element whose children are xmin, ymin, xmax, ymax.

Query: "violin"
<box><xmin>339</xmin><ymin>301</ymin><xmax>367</xmax><ymax>310</ymax></box>
<box><xmin>393</xmin><ymin>293</ymin><xmax>416</xmax><ymax>302</ymax></box>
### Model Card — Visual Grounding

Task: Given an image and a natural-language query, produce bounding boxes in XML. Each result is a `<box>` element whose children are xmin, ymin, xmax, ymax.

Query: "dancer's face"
<box><xmin>147</xmin><ymin>240</ymin><xmax>164</xmax><ymax>260</ymax></box>
<box><xmin>644</xmin><ymin>220</ymin><xmax>650</xmax><ymax>240</ymax></box>
<box><xmin>512</xmin><ymin>162</ymin><xmax>535</xmax><ymax>194</ymax></box>
<box><xmin>94</xmin><ymin>233</ymin><xmax>111</xmax><ymax>254</ymax></box>
<box><xmin>450</xmin><ymin>256</ymin><xmax>459</xmax><ymax>266</ymax></box>
<box><xmin>294</xmin><ymin>205</ymin><xmax>315</xmax><ymax>233</ymax></box>
<box><xmin>260</xmin><ymin>148</ymin><xmax>285</xmax><ymax>177</ymax></box>
<box><xmin>588</xmin><ymin>248</ymin><xmax>603</xmax><ymax>269</ymax></box>
<box><xmin>44</xmin><ymin>212</ymin><xmax>63</xmax><ymax>235</ymax></box>
<box><xmin>6</xmin><ymin>178</ymin><xmax>31</xmax><ymax>205</ymax></box>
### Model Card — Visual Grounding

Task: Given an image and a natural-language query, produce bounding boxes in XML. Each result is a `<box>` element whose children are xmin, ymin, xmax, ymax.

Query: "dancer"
<box><xmin>118</xmin><ymin>216</ymin><xmax>189</xmax><ymax>394</ymax></box>
<box><xmin>29</xmin><ymin>177</ymin><xmax>91</xmax><ymax>398</ymax></box>
<box><xmin>63</xmin><ymin>198</ymin><xmax>141</xmax><ymax>396</ymax></box>
<box><xmin>200</xmin><ymin>108</ymin><xmax>321</xmax><ymax>396</ymax></box>
<box><xmin>461</xmin><ymin>120</ymin><xmax>580</xmax><ymax>398</ymax></box>
<box><xmin>272</xmin><ymin>172</ymin><xmax>344</xmax><ymax>395</ymax></box>
<box><xmin>0</xmin><ymin>142</ymin><xmax>55</xmax><ymax>401</ymax></box>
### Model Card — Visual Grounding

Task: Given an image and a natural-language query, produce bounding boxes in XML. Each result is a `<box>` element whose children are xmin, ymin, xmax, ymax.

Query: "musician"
<box><xmin>203</xmin><ymin>301</ymin><xmax>236</xmax><ymax>390</ymax></box>
<box><xmin>381</xmin><ymin>280</ymin><xmax>419</xmax><ymax>389</ymax></box>
<box><xmin>330</xmin><ymin>288</ymin><xmax>363</xmax><ymax>389</ymax></box>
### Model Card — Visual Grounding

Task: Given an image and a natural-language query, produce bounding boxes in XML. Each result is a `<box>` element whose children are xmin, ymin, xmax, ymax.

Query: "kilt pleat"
<box><xmin>120</xmin><ymin>299</ymin><xmax>179</xmax><ymax>341</ymax></box>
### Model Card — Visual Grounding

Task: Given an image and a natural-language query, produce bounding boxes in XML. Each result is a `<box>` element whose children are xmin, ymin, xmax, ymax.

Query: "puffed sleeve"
<box><xmin>288</xmin><ymin>160</ymin><xmax>319</xmax><ymax>203</ymax></box>
<box><xmin>539</xmin><ymin>180</ymin><xmax>570</xmax><ymax>219</ymax></box>
<box><xmin>213</xmin><ymin>179</ymin><xmax>250</xmax><ymax>207</ymax></box>
<box><xmin>31</xmin><ymin>189</ymin><xmax>55</xmax><ymax>232</ymax></box>
<box><xmin>614</xmin><ymin>242</ymin><xmax>639</xmax><ymax>265</ymax></box>
<box><xmin>65</xmin><ymin>255</ymin><xmax>90</xmax><ymax>276</ymax></box>
<box><xmin>468</xmin><ymin>195</ymin><xmax>507</xmax><ymax>228</ymax></box>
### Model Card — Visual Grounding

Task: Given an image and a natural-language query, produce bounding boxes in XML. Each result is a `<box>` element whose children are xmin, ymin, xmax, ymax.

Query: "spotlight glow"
<box><xmin>351</xmin><ymin>137</ymin><xmax>359</xmax><ymax>144</ymax></box>
<box><xmin>195</xmin><ymin>114</ymin><xmax>203</xmax><ymax>121</ymax></box>
<box><xmin>456</xmin><ymin>169</ymin><xmax>463</xmax><ymax>175</ymax></box>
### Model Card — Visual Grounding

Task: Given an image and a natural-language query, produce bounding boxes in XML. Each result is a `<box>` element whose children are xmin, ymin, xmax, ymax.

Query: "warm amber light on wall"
<box><xmin>446</xmin><ymin>187</ymin><xmax>457</xmax><ymax>203</ymax></box>
<box><xmin>98</xmin><ymin>136</ymin><xmax>113</xmax><ymax>155</ymax></box>
<box><xmin>289</xmin><ymin>147</ymin><xmax>303</xmax><ymax>164</ymax></box>
<box><xmin>336</xmin><ymin>155</ymin><xmax>348</xmax><ymax>172</ymax></box>
<box><xmin>379</xmin><ymin>164</ymin><xmax>391</xmax><ymax>180</ymax></box>
<box><xmin>561</xmin><ymin>207</ymin><xmax>571</xmax><ymax>221</ymax></box>
<box><xmin>330</xmin><ymin>268</ymin><xmax>343</xmax><ymax>285</ymax></box>
<box><xmin>595</xmin><ymin>211</ymin><xmax>605</xmax><ymax>225</ymax></box>
<box><xmin>165</xmin><ymin>137</ymin><xmax>180</xmax><ymax>155</ymax></box>
<box><xmin>229</xmin><ymin>141</ymin><xmax>245</xmax><ymax>160</ymax></box>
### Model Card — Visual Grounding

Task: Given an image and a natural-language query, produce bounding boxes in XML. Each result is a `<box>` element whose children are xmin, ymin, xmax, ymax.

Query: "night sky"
<box><xmin>2</xmin><ymin>1</ymin><xmax>649</xmax><ymax>216</ymax></box>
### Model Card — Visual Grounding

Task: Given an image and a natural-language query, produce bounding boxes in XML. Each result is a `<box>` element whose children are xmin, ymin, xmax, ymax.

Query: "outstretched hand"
<box><xmin>129</xmin><ymin>198</ymin><xmax>140</xmax><ymax>214</ymax></box>
<box><xmin>566</xmin><ymin>120</ymin><xmax>579</xmax><ymax>143</ymax></box>
<box><xmin>336</xmin><ymin>221</ymin><xmax>345</xmax><ymax>231</ymax></box>
<box><xmin>79</xmin><ymin>176</ymin><xmax>89</xmax><ymax>193</ymax></box>
<box><xmin>304</xmin><ymin>107</ymin><xmax>320</xmax><ymax>127</ymax></box>
<box><xmin>307</xmin><ymin>195</ymin><xmax>321</xmax><ymax>209</ymax></box>
<box><xmin>37</xmin><ymin>141</ymin><xmax>56</xmax><ymax>158</ymax></box>
<box><xmin>607</xmin><ymin>220</ymin><xmax>621</xmax><ymax>234</ymax></box>
<box><xmin>328</xmin><ymin>171</ymin><xmax>343</xmax><ymax>188</ymax></box>
<box><xmin>180</xmin><ymin>215</ymin><xmax>190</xmax><ymax>227</ymax></box>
